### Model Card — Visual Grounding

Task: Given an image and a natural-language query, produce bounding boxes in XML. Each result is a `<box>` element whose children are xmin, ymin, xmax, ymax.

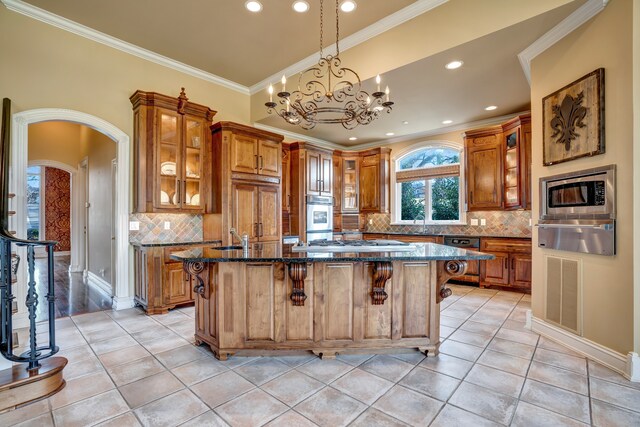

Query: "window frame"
<box><xmin>390</xmin><ymin>141</ymin><xmax>466</xmax><ymax>225</ymax></box>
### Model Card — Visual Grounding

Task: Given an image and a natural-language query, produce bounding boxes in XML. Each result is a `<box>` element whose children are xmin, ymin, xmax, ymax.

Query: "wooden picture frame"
<box><xmin>542</xmin><ymin>68</ymin><xmax>605</xmax><ymax>166</ymax></box>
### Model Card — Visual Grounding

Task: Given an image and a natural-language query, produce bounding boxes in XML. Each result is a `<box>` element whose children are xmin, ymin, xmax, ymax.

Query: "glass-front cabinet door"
<box><xmin>183</xmin><ymin>117</ymin><xmax>205</xmax><ymax>210</ymax></box>
<box><xmin>157</xmin><ymin>110</ymin><xmax>181</xmax><ymax>209</ymax></box>
<box><xmin>342</xmin><ymin>157</ymin><xmax>359</xmax><ymax>212</ymax></box>
<box><xmin>504</xmin><ymin>130</ymin><xmax>521</xmax><ymax>209</ymax></box>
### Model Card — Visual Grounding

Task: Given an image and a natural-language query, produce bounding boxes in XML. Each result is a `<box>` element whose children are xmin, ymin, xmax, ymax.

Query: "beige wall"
<box><xmin>28</xmin><ymin>121</ymin><xmax>87</xmax><ymax>167</ymax></box>
<box><xmin>86</xmin><ymin>129</ymin><xmax>117</xmax><ymax>284</ymax></box>
<box><xmin>634</xmin><ymin>0</ymin><xmax>640</xmax><ymax>355</ymax></box>
<box><xmin>530</xmin><ymin>0</ymin><xmax>633</xmax><ymax>354</ymax></box>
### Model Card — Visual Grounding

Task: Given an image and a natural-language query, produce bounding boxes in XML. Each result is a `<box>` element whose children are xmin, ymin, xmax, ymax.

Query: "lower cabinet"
<box><xmin>134</xmin><ymin>244</ymin><xmax>202</xmax><ymax>314</ymax></box>
<box><xmin>479</xmin><ymin>238</ymin><xmax>531</xmax><ymax>292</ymax></box>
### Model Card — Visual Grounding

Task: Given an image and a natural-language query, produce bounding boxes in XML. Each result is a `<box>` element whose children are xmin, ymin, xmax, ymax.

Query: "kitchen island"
<box><xmin>171</xmin><ymin>243</ymin><xmax>492</xmax><ymax>360</ymax></box>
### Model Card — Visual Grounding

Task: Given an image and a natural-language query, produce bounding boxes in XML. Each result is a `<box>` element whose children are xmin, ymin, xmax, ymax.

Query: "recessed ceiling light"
<box><xmin>442</xmin><ymin>120</ymin><xmax>453</xmax><ymax>124</ymax></box>
<box><xmin>485</xmin><ymin>105</ymin><xmax>497</xmax><ymax>111</ymax></box>
<box><xmin>245</xmin><ymin>1</ymin><xmax>262</xmax><ymax>12</ymax></box>
<box><xmin>292</xmin><ymin>1</ymin><xmax>309</xmax><ymax>12</ymax></box>
<box><xmin>385</xmin><ymin>132</ymin><xmax>395</xmax><ymax>136</ymax></box>
<box><xmin>445</xmin><ymin>60</ymin><xmax>464</xmax><ymax>70</ymax></box>
<box><xmin>402</xmin><ymin>121</ymin><xmax>409</xmax><ymax>125</ymax></box>
<box><xmin>349</xmin><ymin>137</ymin><xmax>358</xmax><ymax>141</ymax></box>
<box><xmin>340</xmin><ymin>1</ymin><xmax>357</xmax><ymax>13</ymax></box>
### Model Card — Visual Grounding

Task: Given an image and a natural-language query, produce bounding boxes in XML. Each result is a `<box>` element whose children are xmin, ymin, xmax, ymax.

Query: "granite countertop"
<box><xmin>170</xmin><ymin>242</ymin><xmax>494</xmax><ymax>263</ymax></box>
<box><xmin>130</xmin><ymin>240</ymin><xmax>222</xmax><ymax>248</ymax></box>
<box><xmin>335</xmin><ymin>231</ymin><xmax>531</xmax><ymax>239</ymax></box>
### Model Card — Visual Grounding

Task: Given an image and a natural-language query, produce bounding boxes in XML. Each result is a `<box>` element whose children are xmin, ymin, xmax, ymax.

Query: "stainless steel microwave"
<box><xmin>540</xmin><ymin>165</ymin><xmax>615</xmax><ymax>220</ymax></box>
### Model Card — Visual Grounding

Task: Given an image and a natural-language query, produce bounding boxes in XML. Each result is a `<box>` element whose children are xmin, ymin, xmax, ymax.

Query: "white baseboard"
<box><xmin>532</xmin><ymin>317</ymin><xmax>633</xmax><ymax>380</ymax></box>
<box><xmin>68</xmin><ymin>264</ymin><xmax>83</xmax><ymax>273</ymax></box>
<box><xmin>627</xmin><ymin>352</ymin><xmax>640</xmax><ymax>382</ymax></box>
<box><xmin>112</xmin><ymin>296</ymin><xmax>135</xmax><ymax>311</ymax></box>
<box><xmin>86</xmin><ymin>271</ymin><xmax>113</xmax><ymax>298</ymax></box>
<box><xmin>54</xmin><ymin>251</ymin><xmax>70</xmax><ymax>257</ymax></box>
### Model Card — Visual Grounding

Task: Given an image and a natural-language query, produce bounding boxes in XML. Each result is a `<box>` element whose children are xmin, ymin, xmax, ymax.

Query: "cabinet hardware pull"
<box><xmin>182</xmin><ymin>180</ymin><xmax>187</xmax><ymax>204</ymax></box>
<box><xmin>470</xmin><ymin>191</ymin><xmax>473</xmax><ymax>204</ymax></box>
<box><xmin>176</xmin><ymin>179</ymin><xmax>181</xmax><ymax>205</ymax></box>
<box><xmin>254</xmin><ymin>223</ymin><xmax>258</xmax><ymax>237</ymax></box>
<box><xmin>259</xmin><ymin>222</ymin><xmax>263</xmax><ymax>237</ymax></box>
<box><xmin>260</xmin><ymin>156</ymin><xmax>263</xmax><ymax>170</ymax></box>
<box><xmin>255</xmin><ymin>154</ymin><xmax>259</xmax><ymax>170</ymax></box>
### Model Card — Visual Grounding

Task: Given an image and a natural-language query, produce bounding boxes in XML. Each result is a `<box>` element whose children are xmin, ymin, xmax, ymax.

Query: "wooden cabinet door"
<box><xmin>230</xmin><ymin>134</ymin><xmax>258</xmax><ymax>174</ymax></box>
<box><xmin>320</xmin><ymin>154</ymin><xmax>333</xmax><ymax>196</ymax></box>
<box><xmin>307</xmin><ymin>151</ymin><xmax>321</xmax><ymax>195</ymax></box>
<box><xmin>258</xmin><ymin>139</ymin><xmax>280</xmax><ymax>177</ymax></box>
<box><xmin>467</xmin><ymin>141</ymin><xmax>503</xmax><ymax>210</ymax></box>
<box><xmin>510</xmin><ymin>253</ymin><xmax>532</xmax><ymax>289</ymax></box>
<box><xmin>244</xmin><ymin>264</ymin><xmax>276</xmax><ymax>342</ymax></box>
<box><xmin>342</xmin><ymin>157</ymin><xmax>359</xmax><ymax>212</ymax></box>
<box><xmin>155</xmin><ymin>109</ymin><xmax>182</xmax><ymax>210</ymax></box>
<box><xmin>481</xmin><ymin>251</ymin><xmax>509</xmax><ymax>285</ymax></box>
<box><xmin>360</xmin><ymin>155</ymin><xmax>379</xmax><ymax>212</ymax></box>
<box><xmin>165</xmin><ymin>263</ymin><xmax>192</xmax><ymax>305</ymax></box>
<box><xmin>231</xmin><ymin>183</ymin><xmax>258</xmax><ymax>239</ymax></box>
<box><xmin>254</xmin><ymin>241</ymin><xmax>278</xmax><ymax>257</ymax></box>
<box><xmin>282</xmin><ymin>149</ymin><xmax>290</xmax><ymax>212</ymax></box>
<box><xmin>333</xmin><ymin>156</ymin><xmax>342</xmax><ymax>212</ymax></box>
<box><xmin>258</xmin><ymin>186</ymin><xmax>280</xmax><ymax>241</ymax></box>
<box><xmin>181</xmin><ymin>116</ymin><xmax>206</xmax><ymax>211</ymax></box>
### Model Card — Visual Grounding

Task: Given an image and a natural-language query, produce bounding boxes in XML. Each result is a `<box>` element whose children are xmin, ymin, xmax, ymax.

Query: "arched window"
<box><xmin>391</xmin><ymin>142</ymin><xmax>465</xmax><ymax>224</ymax></box>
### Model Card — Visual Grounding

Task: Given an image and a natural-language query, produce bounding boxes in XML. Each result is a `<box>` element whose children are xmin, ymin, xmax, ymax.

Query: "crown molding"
<box><xmin>0</xmin><ymin>0</ymin><xmax>251</xmax><ymax>95</ymax></box>
<box><xmin>256</xmin><ymin>110</ymin><xmax>530</xmax><ymax>151</ymax></box>
<box><xmin>518</xmin><ymin>0</ymin><xmax>609</xmax><ymax>84</ymax></box>
<box><xmin>248</xmin><ymin>0</ymin><xmax>449</xmax><ymax>95</ymax></box>
<box><xmin>252</xmin><ymin>123</ymin><xmax>344</xmax><ymax>150</ymax></box>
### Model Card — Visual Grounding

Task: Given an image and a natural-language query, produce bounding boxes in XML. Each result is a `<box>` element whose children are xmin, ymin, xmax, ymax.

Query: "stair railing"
<box><xmin>0</xmin><ymin>98</ymin><xmax>59</xmax><ymax>371</ymax></box>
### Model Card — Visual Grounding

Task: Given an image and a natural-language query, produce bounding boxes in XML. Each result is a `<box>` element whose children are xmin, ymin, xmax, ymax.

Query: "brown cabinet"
<box><xmin>480</xmin><ymin>237</ymin><xmax>531</xmax><ymax>291</ymax></box>
<box><xmin>230</xmin><ymin>135</ymin><xmax>281</xmax><ymax>177</ymax></box>
<box><xmin>464</xmin><ymin>129</ymin><xmax>503</xmax><ymax>211</ymax></box>
<box><xmin>502</xmin><ymin>114</ymin><xmax>531</xmax><ymax>210</ymax></box>
<box><xmin>131</xmin><ymin>89</ymin><xmax>216</xmax><ymax>213</ymax></box>
<box><xmin>359</xmin><ymin>148</ymin><xmax>391</xmax><ymax>214</ymax></box>
<box><xmin>342</xmin><ymin>156</ymin><xmax>359</xmax><ymax>213</ymax></box>
<box><xmin>282</xmin><ymin>146</ymin><xmax>291</xmax><ymax>213</ymax></box>
<box><xmin>306</xmin><ymin>150</ymin><xmax>333</xmax><ymax>196</ymax></box>
<box><xmin>209</xmin><ymin>122</ymin><xmax>283</xmax><ymax>246</ymax></box>
<box><xmin>134</xmin><ymin>243</ymin><xmax>206</xmax><ymax>314</ymax></box>
<box><xmin>464</xmin><ymin>113</ymin><xmax>531</xmax><ymax>211</ymax></box>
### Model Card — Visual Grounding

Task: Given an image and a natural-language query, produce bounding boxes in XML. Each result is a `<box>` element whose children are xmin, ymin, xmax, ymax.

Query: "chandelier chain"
<box><xmin>335</xmin><ymin>0</ymin><xmax>340</xmax><ymax>56</ymax></box>
<box><xmin>319</xmin><ymin>0</ymin><xmax>324</xmax><ymax>57</ymax></box>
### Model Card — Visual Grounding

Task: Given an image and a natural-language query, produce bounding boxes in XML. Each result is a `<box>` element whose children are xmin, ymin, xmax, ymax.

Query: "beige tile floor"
<box><xmin>3</xmin><ymin>285</ymin><xmax>640</xmax><ymax>426</ymax></box>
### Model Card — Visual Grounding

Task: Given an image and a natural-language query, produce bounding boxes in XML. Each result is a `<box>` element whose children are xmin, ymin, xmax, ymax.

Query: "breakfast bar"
<box><xmin>172</xmin><ymin>242</ymin><xmax>492</xmax><ymax>360</ymax></box>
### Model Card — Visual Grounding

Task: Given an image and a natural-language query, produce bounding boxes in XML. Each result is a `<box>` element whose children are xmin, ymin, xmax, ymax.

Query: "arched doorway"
<box><xmin>10</xmin><ymin>109</ymin><xmax>131</xmax><ymax>327</ymax></box>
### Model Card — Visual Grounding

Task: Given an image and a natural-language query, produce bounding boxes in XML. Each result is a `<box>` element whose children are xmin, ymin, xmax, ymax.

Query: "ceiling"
<box><xmin>257</xmin><ymin>1</ymin><xmax>583</xmax><ymax>147</ymax></box>
<box><xmin>24</xmin><ymin>0</ymin><xmax>415</xmax><ymax>86</ymax></box>
<box><xmin>18</xmin><ymin>0</ymin><xmax>584</xmax><ymax>148</ymax></box>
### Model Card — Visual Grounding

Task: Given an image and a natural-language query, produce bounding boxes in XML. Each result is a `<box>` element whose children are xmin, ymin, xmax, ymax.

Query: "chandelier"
<box><xmin>265</xmin><ymin>0</ymin><xmax>394</xmax><ymax>130</ymax></box>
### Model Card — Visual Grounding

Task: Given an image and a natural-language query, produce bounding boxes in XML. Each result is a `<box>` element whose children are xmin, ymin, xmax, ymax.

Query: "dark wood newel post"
<box><xmin>289</xmin><ymin>263</ymin><xmax>308</xmax><ymax>306</ymax></box>
<box><xmin>371</xmin><ymin>261</ymin><xmax>393</xmax><ymax>305</ymax></box>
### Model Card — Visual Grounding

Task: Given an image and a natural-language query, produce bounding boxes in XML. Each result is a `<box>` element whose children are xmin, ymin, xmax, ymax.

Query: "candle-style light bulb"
<box><xmin>286</xmin><ymin>99</ymin><xmax>290</xmax><ymax>112</ymax></box>
<box><xmin>268</xmin><ymin>84</ymin><xmax>273</xmax><ymax>102</ymax></box>
<box><xmin>376</xmin><ymin>74</ymin><xmax>381</xmax><ymax>92</ymax></box>
<box><xmin>366</xmin><ymin>96</ymin><xmax>371</xmax><ymax>104</ymax></box>
<box><xmin>281</xmin><ymin>75</ymin><xmax>287</xmax><ymax>92</ymax></box>
<box><xmin>385</xmin><ymin>86</ymin><xmax>390</xmax><ymax>102</ymax></box>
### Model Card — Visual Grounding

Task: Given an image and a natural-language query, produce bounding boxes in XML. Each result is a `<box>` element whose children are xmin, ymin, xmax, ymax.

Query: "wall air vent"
<box><xmin>545</xmin><ymin>256</ymin><xmax>581</xmax><ymax>335</ymax></box>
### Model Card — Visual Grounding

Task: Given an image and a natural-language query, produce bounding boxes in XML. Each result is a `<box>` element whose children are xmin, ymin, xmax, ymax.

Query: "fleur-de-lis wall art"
<box><xmin>543</xmin><ymin>68</ymin><xmax>605</xmax><ymax>166</ymax></box>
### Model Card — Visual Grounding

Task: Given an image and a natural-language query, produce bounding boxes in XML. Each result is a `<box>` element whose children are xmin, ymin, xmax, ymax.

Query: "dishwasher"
<box><xmin>443</xmin><ymin>236</ymin><xmax>480</xmax><ymax>285</ymax></box>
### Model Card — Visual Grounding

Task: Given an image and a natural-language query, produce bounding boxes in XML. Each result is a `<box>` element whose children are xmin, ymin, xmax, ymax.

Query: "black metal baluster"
<box><xmin>46</xmin><ymin>244</ymin><xmax>57</xmax><ymax>353</ymax></box>
<box><xmin>0</xmin><ymin>239</ymin><xmax>9</xmax><ymax>353</ymax></box>
<box><xmin>25</xmin><ymin>245</ymin><xmax>40</xmax><ymax>370</ymax></box>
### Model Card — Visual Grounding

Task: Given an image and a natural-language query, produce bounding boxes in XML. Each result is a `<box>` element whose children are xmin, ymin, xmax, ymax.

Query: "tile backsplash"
<box><xmin>366</xmin><ymin>210</ymin><xmax>532</xmax><ymax>237</ymax></box>
<box><xmin>129</xmin><ymin>213</ymin><xmax>203</xmax><ymax>244</ymax></box>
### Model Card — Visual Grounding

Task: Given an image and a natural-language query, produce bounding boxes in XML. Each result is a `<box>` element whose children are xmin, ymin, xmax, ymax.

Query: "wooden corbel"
<box><xmin>371</xmin><ymin>261</ymin><xmax>393</xmax><ymax>305</ymax></box>
<box><xmin>184</xmin><ymin>261</ymin><xmax>208</xmax><ymax>299</ymax></box>
<box><xmin>289</xmin><ymin>263</ymin><xmax>307</xmax><ymax>306</ymax></box>
<box><xmin>436</xmin><ymin>260</ymin><xmax>468</xmax><ymax>303</ymax></box>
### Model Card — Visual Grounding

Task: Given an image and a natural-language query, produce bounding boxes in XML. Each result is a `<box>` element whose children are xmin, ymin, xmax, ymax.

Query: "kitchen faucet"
<box><xmin>230</xmin><ymin>228</ymin><xmax>249</xmax><ymax>254</ymax></box>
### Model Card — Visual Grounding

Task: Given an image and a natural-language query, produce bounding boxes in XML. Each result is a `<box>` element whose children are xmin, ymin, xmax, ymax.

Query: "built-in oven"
<box><xmin>538</xmin><ymin>165</ymin><xmax>615</xmax><ymax>255</ymax></box>
<box><xmin>306</xmin><ymin>195</ymin><xmax>333</xmax><ymax>243</ymax></box>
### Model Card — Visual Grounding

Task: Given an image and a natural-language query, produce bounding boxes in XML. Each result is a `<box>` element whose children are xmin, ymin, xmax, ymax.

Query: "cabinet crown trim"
<box><xmin>211</xmin><ymin>121</ymin><xmax>284</xmax><ymax>142</ymax></box>
<box><xmin>130</xmin><ymin>90</ymin><xmax>217</xmax><ymax>121</ymax></box>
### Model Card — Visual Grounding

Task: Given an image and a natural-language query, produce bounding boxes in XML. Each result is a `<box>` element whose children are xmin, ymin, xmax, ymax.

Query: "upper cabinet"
<box><xmin>341</xmin><ymin>156</ymin><xmax>359</xmax><ymax>213</ymax></box>
<box><xmin>306</xmin><ymin>149</ymin><xmax>333</xmax><ymax>197</ymax></box>
<box><xmin>230</xmin><ymin>134</ymin><xmax>280</xmax><ymax>177</ymax></box>
<box><xmin>464</xmin><ymin>113</ymin><xmax>531</xmax><ymax>211</ymax></box>
<box><xmin>131</xmin><ymin>88</ymin><xmax>217</xmax><ymax>213</ymax></box>
<box><xmin>359</xmin><ymin>148</ymin><xmax>391</xmax><ymax>214</ymax></box>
